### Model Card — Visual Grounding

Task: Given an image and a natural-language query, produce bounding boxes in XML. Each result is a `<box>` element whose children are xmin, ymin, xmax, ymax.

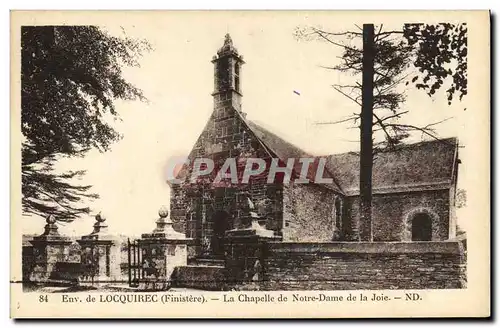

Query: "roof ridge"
<box><xmin>325</xmin><ymin>136</ymin><xmax>459</xmax><ymax>193</ymax></box>
<box><xmin>323</xmin><ymin>137</ymin><xmax>458</xmax><ymax>158</ymax></box>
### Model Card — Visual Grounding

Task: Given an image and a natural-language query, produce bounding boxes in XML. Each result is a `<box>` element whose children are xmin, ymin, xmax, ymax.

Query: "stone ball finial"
<box><xmin>158</xmin><ymin>206</ymin><xmax>169</xmax><ymax>218</ymax></box>
<box><xmin>46</xmin><ymin>215</ymin><xmax>56</xmax><ymax>224</ymax></box>
<box><xmin>95</xmin><ymin>212</ymin><xmax>106</xmax><ymax>222</ymax></box>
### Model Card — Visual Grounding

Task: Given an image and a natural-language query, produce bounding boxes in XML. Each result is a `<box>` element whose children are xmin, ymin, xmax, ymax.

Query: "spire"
<box><xmin>224</xmin><ymin>33</ymin><xmax>232</xmax><ymax>46</ymax></box>
<box><xmin>217</xmin><ymin>33</ymin><xmax>239</xmax><ymax>56</ymax></box>
<box><xmin>212</xmin><ymin>34</ymin><xmax>245</xmax><ymax>107</ymax></box>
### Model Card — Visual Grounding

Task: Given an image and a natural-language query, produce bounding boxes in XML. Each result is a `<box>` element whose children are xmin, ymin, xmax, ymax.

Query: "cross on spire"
<box><xmin>224</xmin><ymin>33</ymin><xmax>233</xmax><ymax>46</ymax></box>
<box><xmin>218</xmin><ymin>33</ymin><xmax>238</xmax><ymax>56</ymax></box>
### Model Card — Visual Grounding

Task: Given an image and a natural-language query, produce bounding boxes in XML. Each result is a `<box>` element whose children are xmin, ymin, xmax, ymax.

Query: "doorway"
<box><xmin>211</xmin><ymin>211</ymin><xmax>230</xmax><ymax>256</ymax></box>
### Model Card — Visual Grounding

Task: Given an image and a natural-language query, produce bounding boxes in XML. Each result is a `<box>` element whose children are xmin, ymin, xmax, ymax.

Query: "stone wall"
<box><xmin>171</xmin><ymin>266</ymin><xmax>228</xmax><ymax>291</ymax></box>
<box><xmin>345</xmin><ymin>189</ymin><xmax>451</xmax><ymax>241</ymax></box>
<box><xmin>282</xmin><ymin>184</ymin><xmax>337</xmax><ymax>242</ymax></box>
<box><xmin>261</xmin><ymin>242</ymin><xmax>466</xmax><ymax>290</ymax></box>
<box><xmin>22</xmin><ymin>245</ymin><xmax>34</xmax><ymax>282</ymax></box>
<box><xmin>22</xmin><ymin>235</ymin><xmax>130</xmax><ymax>283</ymax></box>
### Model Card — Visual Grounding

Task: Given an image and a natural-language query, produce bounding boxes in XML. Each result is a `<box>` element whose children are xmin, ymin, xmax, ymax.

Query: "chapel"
<box><xmin>168</xmin><ymin>34</ymin><xmax>460</xmax><ymax>258</ymax></box>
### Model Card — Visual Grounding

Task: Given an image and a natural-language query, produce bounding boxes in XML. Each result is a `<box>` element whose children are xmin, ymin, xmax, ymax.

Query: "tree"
<box><xmin>295</xmin><ymin>22</ymin><xmax>467</xmax><ymax>240</ymax></box>
<box><xmin>298</xmin><ymin>23</ymin><xmax>466</xmax><ymax>148</ymax></box>
<box><xmin>456</xmin><ymin>189</ymin><xmax>467</xmax><ymax>208</ymax></box>
<box><xmin>359</xmin><ymin>24</ymin><xmax>375</xmax><ymax>241</ymax></box>
<box><xmin>21</xmin><ymin>26</ymin><xmax>151</xmax><ymax>222</ymax></box>
<box><xmin>403</xmin><ymin>23</ymin><xmax>467</xmax><ymax>105</ymax></box>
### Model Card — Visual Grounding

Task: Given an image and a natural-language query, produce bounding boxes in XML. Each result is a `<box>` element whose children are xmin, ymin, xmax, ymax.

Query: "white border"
<box><xmin>3</xmin><ymin>1</ymin><xmax>497</xmax><ymax>326</ymax></box>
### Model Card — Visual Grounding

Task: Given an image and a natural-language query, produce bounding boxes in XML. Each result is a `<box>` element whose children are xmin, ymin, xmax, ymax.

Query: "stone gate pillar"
<box><xmin>29</xmin><ymin>215</ymin><xmax>72</xmax><ymax>283</ymax></box>
<box><xmin>77</xmin><ymin>213</ymin><xmax>120</xmax><ymax>285</ymax></box>
<box><xmin>139</xmin><ymin>206</ymin><xmax>191</xmax><ymax>290</ymax></box>
<box><xmin>225</xmin><ymin>196</ymin><xmax>281</xmax><ymax>288</ymax></box>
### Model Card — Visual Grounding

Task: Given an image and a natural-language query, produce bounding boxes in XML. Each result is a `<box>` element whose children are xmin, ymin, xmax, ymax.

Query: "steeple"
<box><xmin>212</xmin><ymin>34</ymin><xmax>245</xmax><ymax>112</ymax></box>
<box><xmin>218</xmin><ymin>33</ymin><xmax>238</xmax><ymax>56</ymax></box>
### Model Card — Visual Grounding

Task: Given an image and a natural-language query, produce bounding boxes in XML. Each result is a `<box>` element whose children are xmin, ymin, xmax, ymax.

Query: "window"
<box><xmin>334</xmin><ymin>198</ymin><xmax>342</xmax><ymax>231</ymax></box>
<box><xmin>217</xmin><ymin>60</ymin><xmax>230</xmax><ymax>90</ymax></box>
<box><xmin>331</xmin><ymin>197</ymin><xmax>343</xmax><ymax>241</ymax></box>
<box><xmin>235</xmin><ymin>62</ymin><xmax>240</xmax><ymax>92</ymax></box>
<box><xmin>411</xmin><ymin>213</ymin><xmax>432</xmax><ymax>241</ymax></box>
<box><xmin>216</xmin><ymin>126</ymin><xmax>229</xmax><ymax>138</ymax></box>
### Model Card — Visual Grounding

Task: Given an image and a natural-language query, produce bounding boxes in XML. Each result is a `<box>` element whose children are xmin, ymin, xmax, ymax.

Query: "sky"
<box><xmin>21</xmin><ymin>12</ymin><xmax>471</xmax><ymax>236</ymax></box>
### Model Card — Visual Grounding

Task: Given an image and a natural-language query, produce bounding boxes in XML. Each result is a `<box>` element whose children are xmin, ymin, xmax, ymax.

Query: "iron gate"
<box><xmin>127</xmin><ymin>238</ymin><xmax>142</xmax><ymax>287</ymax></box>
<box><xmin>80</xmin><ymin>244</ymin><xmax>99</xmax><ymax>284</ymax></box>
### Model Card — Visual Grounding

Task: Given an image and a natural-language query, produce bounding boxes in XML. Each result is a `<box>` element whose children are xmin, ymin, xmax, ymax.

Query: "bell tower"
<box><xmin>212</xmin><ymin>34</ymin><xmax>245</xmax><ymax>112</ymax></box>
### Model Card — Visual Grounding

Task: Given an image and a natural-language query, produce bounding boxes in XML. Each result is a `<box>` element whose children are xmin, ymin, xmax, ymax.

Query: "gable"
<box><xmin>169</xmin><ymin>107</ymin><xmax>275</xmax><ymax>184</ymax></box>
<box><xmin>169</xmin><ymin>108</ymin><xmax>343</xmax><ymax>193</ymax></box>
<box><xmin>245</xmin><ymin>120</ymin><xmax>343</xmax><ymax>193</ymax></box>
<box><xmin>169</xmin><ymin>106</ymin><xmax>457</xmax><ymax>196</ymax></box>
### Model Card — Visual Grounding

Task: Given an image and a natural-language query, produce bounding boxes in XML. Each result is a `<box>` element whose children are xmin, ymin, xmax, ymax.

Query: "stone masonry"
<box><xmin>168</xmin><ymin>34</ymin><xmax>461</xmax><ymax>261</ymax></box>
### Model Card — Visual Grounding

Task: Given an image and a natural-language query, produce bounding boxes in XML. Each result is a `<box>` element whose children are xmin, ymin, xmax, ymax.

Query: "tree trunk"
<box><xmin>359</xmin><ymin>24</ymin><xmax>374</xmax><ymax>242</ymax></box>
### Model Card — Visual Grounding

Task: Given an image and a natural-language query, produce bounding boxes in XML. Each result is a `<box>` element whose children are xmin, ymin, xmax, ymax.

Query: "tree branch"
<box><xmin>372</xmin><ymin>113</ymin><xmax>394</xmax><ymax>144</ymax></box>
<box><xmin>376</xmin><ymin>110</ymin><xmax>409</xmax><ymax>122</ymax></box>
<box><xmin>36</xmin><ymin>190</ymin><xmax>89</xmax><ymax>216</ymax></box>
<box><xmin>375</xmin><ymin>30</ymin><xmax>405</xmax><ymax>37</ymax></box>
<box><xmin>332</xmin><ymin>85</ymin><xmax>362</xmax><ymax>106</ymax></box>
<box><xmin>384</xmin><ymin>123</ymin><xmax>440</xmax><ymax>140</ymax></box>
<box><xmin>312</xmin><ymin>28</ymin><xmax>362</xmax><ymax>37</ymax></box>
<box><xmin>314</xmin><ymin>114</ymin><xmax>360</xmax><ymax>125</ymax></box>
<box><xmin>310</xmin><ymin>28</ymin><xmax>362</xmax><ymax>53</ymax></box>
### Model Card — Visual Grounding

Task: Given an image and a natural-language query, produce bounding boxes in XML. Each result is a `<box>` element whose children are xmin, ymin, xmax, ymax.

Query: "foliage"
<box><xmin>21</xmin><ymin>26</ymin><xmax>151</xmax><ymax>222</ymax></box>
<box><xmin>295</xmin><ymin>23</ymin><xmax>467</xmax><ymax>151</ymax></box>
<box><xmin>455</xmin><ymin>188</ymin><xmax>467</xmax><ymax>208</ymax></box>
<box><xmin>404</xmin><ymin>23</ymin><xmax>467</xmax><ymax>105</ymax></box>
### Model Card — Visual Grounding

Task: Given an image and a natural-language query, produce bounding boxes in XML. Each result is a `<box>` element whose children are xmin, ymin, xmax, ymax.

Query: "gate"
<box><xmin>80</xmin><ymin>244</ymin><xmax>99</xmax><ymax>284</ymax></box>
<box><xmin>127</xmin><ymin>238</ymin><xmax>142</xmax><ymax>287</ymax></box>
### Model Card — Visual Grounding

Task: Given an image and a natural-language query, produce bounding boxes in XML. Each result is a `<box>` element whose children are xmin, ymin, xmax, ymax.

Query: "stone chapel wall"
<box><xmin>169</xmin><ymin>104</ymin><xmax>286</xmax><ymax>257</ymax></box>
<box><xmin>345</xmin><ymin>189</ymin><xmax>451</xmax><ymax>241</ymax></box>
<box><xmin>282</xmin><ymin>183</ymin><xmax>337</xmax><ymax>242</ymax></box>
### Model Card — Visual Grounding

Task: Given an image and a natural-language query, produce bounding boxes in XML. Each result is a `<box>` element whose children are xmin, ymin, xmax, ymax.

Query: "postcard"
<box><xmin>10</xmin><ymin>10</ymin><xmax>490</xmax><ymax>318</ymax></box>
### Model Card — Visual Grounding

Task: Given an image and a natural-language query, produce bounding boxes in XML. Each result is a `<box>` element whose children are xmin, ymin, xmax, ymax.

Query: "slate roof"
<box><xmin>324</xmin><ymin>137</ymin><xmax>459</xmax><ymax>196</ymax></box>
<box><xmin>246</xmin><ymin>120</ymin><xmax>309</xmax><ymax>164</ymax></box>
<box><xmin>245</xmin><ymin>119</ymin><xmax>459</xmax><ymax>195</ymax></box>
<box><xmin>245</xmin><ymin>119</ymin><xmax>343</xmax><ymax>193</ymax></box>
<box><xmin>172</xmin><ymin>106</ymin><xmax>458</xmax><ymax>196</ymax></box>
<box><xmin>171</xmin><ymin>109</ymin><xmax>344</xmax><ymax>193</ymax></box>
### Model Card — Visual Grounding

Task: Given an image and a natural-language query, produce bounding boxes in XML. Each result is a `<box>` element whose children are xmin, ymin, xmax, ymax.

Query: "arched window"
<box><xmin>411</xmin><ymin>213</ymin><xmax>432</xmax><ymax>241</ymax></box>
